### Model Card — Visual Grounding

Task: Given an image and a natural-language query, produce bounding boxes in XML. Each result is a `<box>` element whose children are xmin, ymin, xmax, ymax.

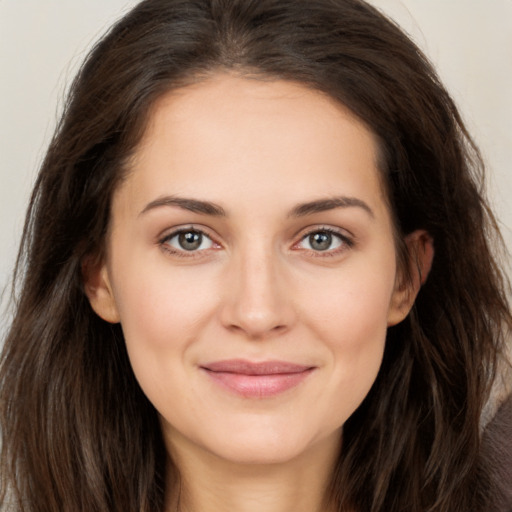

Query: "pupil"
<box><xmin>179</xmin><ymin>231</ymin><xmax>202</xmax><ymax>251</ymax></box>
<box><xmin>310</xmin><ymin>232</ymin><xmax>332</xmax><ymax>251</ymax></box>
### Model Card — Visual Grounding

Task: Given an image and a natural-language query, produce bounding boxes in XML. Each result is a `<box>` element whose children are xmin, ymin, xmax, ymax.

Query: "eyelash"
<box><xmin>294</xmin><ymin>227</ymin><xmax>354</xmax><ymax>257</ymax></box>
<box><xmin>158</xmin><ymin>226</ymin><xmax>354</xmax><ymax>258</ymax></box>
<box><xmin>159</xmin><ymin>226</ymin><xmax>220</xmax><ymax>258</ymax></box>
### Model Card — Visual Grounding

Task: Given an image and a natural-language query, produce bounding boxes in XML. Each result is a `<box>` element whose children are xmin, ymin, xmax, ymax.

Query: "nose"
<box><xmin>219</xmin><ymin>247</ymin><xmax>295</xmax><ymax>339</ymax></box>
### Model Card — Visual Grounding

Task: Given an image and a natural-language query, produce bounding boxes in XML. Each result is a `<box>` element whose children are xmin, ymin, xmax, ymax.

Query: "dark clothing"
<box><xmin>479</xmin><ymin>394</ymin><xmax>512</xmax><ymax>511</ymax></box>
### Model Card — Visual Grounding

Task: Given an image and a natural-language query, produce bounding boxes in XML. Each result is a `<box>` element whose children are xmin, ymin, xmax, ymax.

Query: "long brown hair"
<box><xmin>1</xmin><ymin>0</ymin><xmax>510</xmax><ymax>510</ymax></box>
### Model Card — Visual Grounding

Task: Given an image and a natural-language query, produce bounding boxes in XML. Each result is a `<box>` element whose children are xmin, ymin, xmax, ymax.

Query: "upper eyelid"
<box><xmin>293</xmin><ymin>224</ymin><xmax>354</xmax><ymax>241</ymax></box>
<box><xmin>159</xmin><ymin>225</ymin><xmax>216</xmax><ymax>242</ymax></box>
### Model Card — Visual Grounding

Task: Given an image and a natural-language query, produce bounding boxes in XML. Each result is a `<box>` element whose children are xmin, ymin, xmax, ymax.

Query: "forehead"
<box><xmin>117</xmin><ymin>74</ymin><xmax>389</xmax><ymax>218</ymax></box>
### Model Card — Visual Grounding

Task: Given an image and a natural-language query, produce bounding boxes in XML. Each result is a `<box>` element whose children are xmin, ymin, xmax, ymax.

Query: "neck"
<box><xmin>164</xmin><ymin>432</ymin><xmax>341</xmax><ymax>512</ymax></box>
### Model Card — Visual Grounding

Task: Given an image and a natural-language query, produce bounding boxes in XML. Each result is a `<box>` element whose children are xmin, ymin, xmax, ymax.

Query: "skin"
<box><xmin>85</xmin><ymin>74</ymin><xmax>433</xmax><ymax>512</ymax></box>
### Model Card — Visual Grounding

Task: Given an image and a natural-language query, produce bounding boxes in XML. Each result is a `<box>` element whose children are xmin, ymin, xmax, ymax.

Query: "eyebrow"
<box><xmin>289</xmin><ymin>196</ymin><xmax>374</xmax><ymax>219</ymax></box>
<box><xmin>139</xmin><ymin>194</ymin><xmax>374</xmax><ymax>219</ymax></box>
<box><xmin>139</xmin><ymin>196</ymin><xmax>226</xmax><ymax>217</ymax></box>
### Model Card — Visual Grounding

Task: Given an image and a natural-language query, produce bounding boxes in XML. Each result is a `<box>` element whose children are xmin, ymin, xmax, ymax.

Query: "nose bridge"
<box><xmin>220</xmin><ymin>238</ymin><xmax>293</xmax><ymax>337</ymax></box>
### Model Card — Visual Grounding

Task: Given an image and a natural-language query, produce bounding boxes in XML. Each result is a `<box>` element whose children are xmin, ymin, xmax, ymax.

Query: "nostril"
<box><xmin>225</xmin><ymin>319</ymin><xmax>287</xmax><ymax>336</ymax></box>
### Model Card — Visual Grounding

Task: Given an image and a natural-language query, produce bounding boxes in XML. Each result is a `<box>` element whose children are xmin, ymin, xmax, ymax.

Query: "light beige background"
<box><xmin>1</xmin><ymin>1</ymin><xmax>511</xmax><ymax>313</ymax></box>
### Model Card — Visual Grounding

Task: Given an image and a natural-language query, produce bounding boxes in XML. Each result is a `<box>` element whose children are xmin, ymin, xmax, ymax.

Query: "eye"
<box><xmin>161</xmin><ymin>228</ymin><xmax>216</xmax><ymax>253</ymax></box>
<box><xmin>296</xmin><ymin>228</ymin><xmax>352</xmax><ymax>253</ymax></box>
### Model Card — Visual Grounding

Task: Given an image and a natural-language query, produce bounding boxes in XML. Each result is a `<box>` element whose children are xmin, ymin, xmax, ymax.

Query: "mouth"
<box><xmin>200</xmin><ymin>359</ymin><xmax>315</xmax><ymax>398</ymax></box>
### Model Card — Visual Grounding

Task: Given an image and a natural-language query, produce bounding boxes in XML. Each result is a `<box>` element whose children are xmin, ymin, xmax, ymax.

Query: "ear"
<box><xmin>387</xmin><ymin>230</ymin><xmax>434</xmax><ymax>326</ymax></box>
<box><xmin>82</xmin><ymin>255</ymin><xmax>120</xmax><ymax>324</ymax></box>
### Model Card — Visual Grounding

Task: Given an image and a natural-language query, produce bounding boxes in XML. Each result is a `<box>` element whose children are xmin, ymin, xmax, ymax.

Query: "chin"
<box><xmin>194</xmin><ymin>421</ymin><xmax>341</xmax><ymax>467</ymax></box>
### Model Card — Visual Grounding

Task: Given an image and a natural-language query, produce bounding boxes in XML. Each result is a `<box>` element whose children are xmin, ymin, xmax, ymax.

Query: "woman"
<box><xmin>1</xmin><ymin>0</ymin><xmax>510</xmax><ymax>511</ymax></box>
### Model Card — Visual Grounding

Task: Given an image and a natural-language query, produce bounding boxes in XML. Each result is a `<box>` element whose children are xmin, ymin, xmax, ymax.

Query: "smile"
<box><xmin>200</xmin><ymin>359</ymin><xmax>315</xmax><ymax>398</ymax></box>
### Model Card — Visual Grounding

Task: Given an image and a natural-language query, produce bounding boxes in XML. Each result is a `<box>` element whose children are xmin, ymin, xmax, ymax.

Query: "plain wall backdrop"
<box><xmin>1</xmin><ymin>1</ymin><xmax>511</xmax><ymax>319</ymax></box>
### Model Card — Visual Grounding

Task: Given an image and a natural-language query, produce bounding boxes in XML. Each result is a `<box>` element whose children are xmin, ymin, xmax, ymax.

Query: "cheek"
<box><xmin>112</xmin><ymin>249</ymin><xmax>218</xmax><ymax>333</ymax></box>
<box><xmin>296</xmin><ymin>255</ymin><xmax>396</xmax><ymax>416</ymax></box>
<box><xmin>108</xmin><ymin>257</ymin><xmax>220</xmax><ymax>385</ymax></box>
<box><xmin>301</xmin><ymin>254</ymin><xmax>396</xmax><ymax>346</ymax></box>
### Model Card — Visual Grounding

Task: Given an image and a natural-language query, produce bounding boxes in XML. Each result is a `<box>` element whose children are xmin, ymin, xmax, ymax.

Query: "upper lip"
<box><xmin>201</xmin><ymin>359</ymin><xmax>314</xmax><ymax>375</ymax></box>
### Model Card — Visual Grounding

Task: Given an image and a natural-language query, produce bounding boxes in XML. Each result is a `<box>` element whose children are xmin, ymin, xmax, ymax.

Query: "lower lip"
<box><xmin>202</xmin><ymin>369</ymin><xmax>314</xmax><ymax>398</ymax></box>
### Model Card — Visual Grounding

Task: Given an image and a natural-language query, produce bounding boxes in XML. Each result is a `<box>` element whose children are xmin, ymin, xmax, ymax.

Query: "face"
<box><xmin>86</xmin><ymin>74</ymin><xmax>427</xmax><ymax>466</ymax></box>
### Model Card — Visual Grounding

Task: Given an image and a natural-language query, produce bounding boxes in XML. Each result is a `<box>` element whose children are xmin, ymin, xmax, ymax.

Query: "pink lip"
<box><xmin>200</xmin><ymin>359</ymin><xmax>315</xmax><ymax>398</ymax></box>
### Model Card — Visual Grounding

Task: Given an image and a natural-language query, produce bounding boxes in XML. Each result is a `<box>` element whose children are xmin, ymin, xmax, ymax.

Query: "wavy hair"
<box><xmin>1</xmin><ymin>0</ymin><xmax>510</xmax><ymax>510</ymax></box>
